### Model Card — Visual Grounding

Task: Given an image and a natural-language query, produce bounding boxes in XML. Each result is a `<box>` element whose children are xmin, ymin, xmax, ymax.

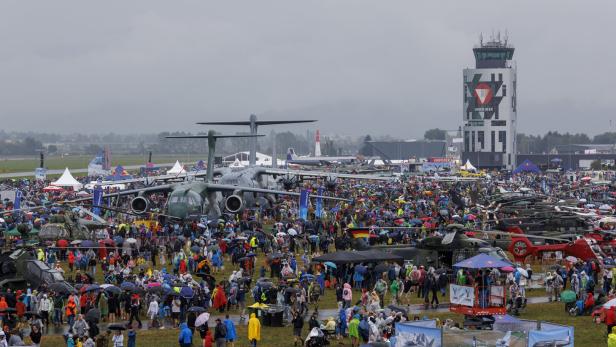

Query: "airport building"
<box><xmin>462</xmin><ymin>34</ymin><xmax>517</xmax><ymax>169</ymax></box>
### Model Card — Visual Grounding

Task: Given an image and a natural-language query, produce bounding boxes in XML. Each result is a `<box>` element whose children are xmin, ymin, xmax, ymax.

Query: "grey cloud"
<box><xmin>0</xmin><ymin>1</ymin><xmax>614</xmax><ymax>137</ymax></box>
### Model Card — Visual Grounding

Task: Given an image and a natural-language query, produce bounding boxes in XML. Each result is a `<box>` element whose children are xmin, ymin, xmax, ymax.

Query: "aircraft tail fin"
<box><xmin>287</xmin><ymin>148</ymin><xmax>297</xmax><ymax>161</ymax></box>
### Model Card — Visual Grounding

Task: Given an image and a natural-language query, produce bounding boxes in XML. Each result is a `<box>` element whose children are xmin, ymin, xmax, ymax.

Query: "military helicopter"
<box><xmin>37</xmin><ymin>206</ymin><xmax>108</xmax><ymax>241</ymax></box>
<box><xmin>0</xmin><ymin>248</ymin><xmax>73</xmax><ymax>292</ymax></box>
<box><xmin>349</xmin><ymin>224</ymin><xmax>567</xmax><ymax>268</ymax></box>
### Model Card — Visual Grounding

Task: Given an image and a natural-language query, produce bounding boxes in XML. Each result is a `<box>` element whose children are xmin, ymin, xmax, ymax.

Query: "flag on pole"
<box><xmin>299</xmin><ymin>189</ymin><xmax>309</xmax><ymax>220</ymax></box>
<box><xmin>92</xmin><ymin>179</ymin><xmax>103</xmax><ymax>216</ymax></box>
<box><xmin>348</xmin><ymin>228</ymin><xmax>370</xmax><ymax>239</ymax></box>
<box><xmin>315</xmin><ymin>187</ymin><xmax>324</xmax><ymax>218</ymax></box>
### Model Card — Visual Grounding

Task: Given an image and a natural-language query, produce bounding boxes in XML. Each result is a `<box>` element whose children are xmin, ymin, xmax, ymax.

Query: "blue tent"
<box><xmin>105</xmin><ymin>165</ymin><xmax>133</xmax><ymax>181</ymax></box>
<box><xmin>512</xmin><ymin>159</ymin><xmax>540</xmax><ymax>175</ymax></box>
<box><xmin>453</xmin><ymin>253</ymin><xmax>512</xmax><ymax>269</ymax></box>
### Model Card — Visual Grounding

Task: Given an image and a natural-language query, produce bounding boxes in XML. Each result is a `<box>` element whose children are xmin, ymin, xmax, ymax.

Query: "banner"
<box><xmin>394</xmin><ymin>322</ymin><xmax>442</xmax><ymax>347</ymax></box>
<box><xmin>528</xmin><ymin>327</ymin><xmax>573</xmax><ymax>347</ymax></box>
<box><xmin>92</xmin><ymin>182</ymin><xmax>103</xmax><ymax>216</ymax></box>
<box><xmin>315</xmin><ymin>187</ymin><xmax>324</xmax><ymax>218</ymax></box>
<box><xmin>34</xmin><ymin>168</ymin><xmax>47</xmax><ymax>181</ymax></box>
<box><xmin>450</xmin><ymin>284</ymin><xmax>475</xmax><ymax>307</ymax></box>
<box><xmin>13</xmin><ymin>190</ymin><xmax>22</xmax><ymax>211</ymax></box>
<box><xmin>299</xmin><ymin>189</ymin><xmax>309</xmax><ymax>220</ymax></box>
<box><xmin>490</xmin><ymin>285</ymin><xmax>505</xmax><ymax>306</ymax></box>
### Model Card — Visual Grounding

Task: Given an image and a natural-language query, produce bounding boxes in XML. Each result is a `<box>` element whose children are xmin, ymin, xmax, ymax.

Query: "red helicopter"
<box><xmin>502</xmin><ymin>225</ymin><xmax>607</xmax><ymax>264</ymax></box>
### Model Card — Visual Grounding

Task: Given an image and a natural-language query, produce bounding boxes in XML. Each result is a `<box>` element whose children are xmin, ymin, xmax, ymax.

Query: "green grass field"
<box><xmin>50</xmin><ymin>251</ymin><xmax>607</xmax><ymax>347</ymax></box>
<box><xmin>34</xmin><ymin>303</ymin><xmax>605</xmax><ymax>346</ymax></box>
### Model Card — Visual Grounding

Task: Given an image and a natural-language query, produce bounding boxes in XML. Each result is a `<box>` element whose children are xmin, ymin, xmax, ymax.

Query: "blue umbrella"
<box><xmin>81</xmin><ymin>240</ymin><xmax>96</xmax><ymax>248</ymax></box>
<box><xmin>301</xmin><ymin>274</ymin><xmax>315</xmax><ymax>281</ymax></box>
<box><xmin>84</xmin><ymin>284</ymin><xmax>101</xmax><ymax>293</ymax></box>
<box><xmin>324</xmin><ymin>261</ymin><xmax>337</xmax><ymax>269</ymax></box>
<box><xmin>120</xmin><ymin>282</ymin><xmax>136</xmax><ymax>291</ymax></box>
<box><xmin>103</xmin><ymin>285</ymin><xmax>121</xmax><ymax>295</ymax></box>
<box><xmin>453</xmin><ymin>253</ymin><xmax>512</xmax><ymax>269</ymax></box>
<box><xmin>113</xmin><ymin>236</ymin><xmax>124</xmax><ymax>245</ymax></box>
<box><xmin>180</xmin><ymin>286</ymin><xmax>194</xmax><ymax>299</ymax></box>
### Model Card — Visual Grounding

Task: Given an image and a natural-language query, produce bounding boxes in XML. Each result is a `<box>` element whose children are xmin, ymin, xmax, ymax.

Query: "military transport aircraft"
<box><xmin>93</xmin><ymin>130</ymin><xmax>349</xmax><ymax>220</ymax></box>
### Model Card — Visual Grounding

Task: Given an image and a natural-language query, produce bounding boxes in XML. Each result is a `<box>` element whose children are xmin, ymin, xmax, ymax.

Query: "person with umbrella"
<box><xmin>111</xmin><ymin>329</ymin><xmax>124</xmax><ymax>347</ymax></box>
<box><xmin>127</xmin><ymin>295</ymin><xmax>142</xmax><ymax>329</ymax></box>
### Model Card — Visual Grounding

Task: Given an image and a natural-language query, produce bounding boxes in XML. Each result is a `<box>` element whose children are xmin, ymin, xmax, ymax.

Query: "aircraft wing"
<box><xmin>286</xmin><ymin>156</ymin><xmax>357</xmax><ymax>165</ymax></box>
<box><xmin>96</xmin><ymin>171</ymin><xmax>209</xmax><ymax>185</ymax></box>
<box><xmin>422</xmin><ymin>176</ymin><xmax>483</xmax><ymax>182</ymax></box>
<box><xmin>1</xmin><ymin>185</ymin><xmax>174</xmax><ymax>215</ymax></box>
<box><xmin>197</xmin><ymin>120</ymin><xmax>316</xmax><ymax>126</ymax></box>
<box><xmin>204</xmin><ymin>183</ymin><xmax>349</xmax><ymax>201</ymax></box>
<box><xmin>261</xmin><ymin>168</ymin><xmax>393</xmax><ymax>181</ymax></box>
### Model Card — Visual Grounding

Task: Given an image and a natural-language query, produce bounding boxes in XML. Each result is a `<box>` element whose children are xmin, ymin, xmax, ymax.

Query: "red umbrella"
<box><xmin>100</xmin><ymin>239</ymin><xmax>115</xmax><ymax>246</ymax></box>
<box><xmin>57</xmin><ymin>239</ymin><xmax>69</xmax><ymax>248</ymax></box>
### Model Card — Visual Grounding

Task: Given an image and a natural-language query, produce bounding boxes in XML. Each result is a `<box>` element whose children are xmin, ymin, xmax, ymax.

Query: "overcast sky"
<box><xmin>1</xmin><ymin>1</ymin><xmax>614</xmax><ymax>138</ymax></box>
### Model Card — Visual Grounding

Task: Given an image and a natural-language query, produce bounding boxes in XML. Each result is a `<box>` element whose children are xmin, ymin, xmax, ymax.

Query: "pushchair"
<box><xmin>568</xmin><ymin>299</ymin><xmax>586</xmax><ymax>316</ymax></box>
<box><xmin>507</xmin><ymin>295</ymin><xmax>526</xmax><ymax>316</ymax></box>
<box><xmin>305</xmin><ymin>327</ymin><xmax>330</xmax><ymax>347</ymax></box>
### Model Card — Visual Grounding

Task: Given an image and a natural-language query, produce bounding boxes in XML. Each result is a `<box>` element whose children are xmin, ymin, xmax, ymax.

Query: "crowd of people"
<box><xmin>1</xmin><ymin>167</ymin><xmax>616</xmax><ymax>345</ymax></box>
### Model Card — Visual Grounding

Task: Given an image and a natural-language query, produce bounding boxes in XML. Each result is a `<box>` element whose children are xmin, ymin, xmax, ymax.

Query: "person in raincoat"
<box><xmin>337</xmin><ymin>302</ymin><xmax>348</xmax><ymax>339</ymax></box>
<box><xmin>223</xmin><ymin>314</ymin><xmax>236</xmax><ymax>347</ymax></box>
<box><xmin>212</xmin><ymin>284</ymin><xmax>227</xmax><ymax>313</ymax></box>
<box><xmin>609</xmin><ymin>326</ymin><xmax>616</xmax><ymax>347</ymax></box>
<box><xmin>348</xmin><ymin>314</ymin><xmax>360</xmax><ymax>347</ymax></box>
<box><xmin>247</xmin><ymin>313</ymin><xmax>261</xmax><ymax>347</ymax></box>
<box><xmin>178</xmin><ymin>322</ymin><xmax>192</xmax><ymax>347</ymax></box>
<box><xmin>342</xmin><ymin>283</ymin><xmax>352</xmax><ymax>309</ymax></box>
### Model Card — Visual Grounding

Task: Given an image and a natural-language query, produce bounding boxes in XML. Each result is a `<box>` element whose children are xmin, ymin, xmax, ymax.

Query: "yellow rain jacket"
<box><xmin>609</xmin><ymin>326</ymin><xmax>616</xmax><ymax>347</ymax></box>
<box><xmin>248</xmin><ymin>313</ymin><xmax>261</xmax><ymax>341</ymax></box>
<box><xmin>37</xmin><ymin>249</ymin><xmax>45</xmax><ymax>261</ymax></box>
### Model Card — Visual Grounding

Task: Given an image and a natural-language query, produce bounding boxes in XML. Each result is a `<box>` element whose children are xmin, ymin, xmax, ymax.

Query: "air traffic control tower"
<box><xmin>462</xmin><ymin>33</ymin><xmax>517</xmax><ymax>169</ymax></box>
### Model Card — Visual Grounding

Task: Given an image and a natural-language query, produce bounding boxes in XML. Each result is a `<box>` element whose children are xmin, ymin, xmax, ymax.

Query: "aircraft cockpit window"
<box><xmin>26</xmin><ymin>262</ymin><xmax>40</xmax><ymax>277</ymax></box>
<box><xmin>41</xmin><ymin>271</ymin><xmax>54</xmax><ymax>284</ymax></box>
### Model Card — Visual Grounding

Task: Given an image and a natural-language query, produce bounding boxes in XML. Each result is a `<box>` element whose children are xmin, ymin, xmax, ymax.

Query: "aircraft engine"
<box><xmin>324</xmin><ymin>176</ymin><xmax>337</xmax><ymax>191</ymax></box>
<box><xmin>279</xmin><ymin>176</ymin><xmax>299</xmax><ymax>190</ymax></box>
<box><xmin>130</xmin><ymin>196</ymin><xmax>150</xmax><ymax>214</ymax></box>
<box><xmin>224</xmin><ymin>194</ymin><xmax>244</xmax><ymax>213</ymax></box>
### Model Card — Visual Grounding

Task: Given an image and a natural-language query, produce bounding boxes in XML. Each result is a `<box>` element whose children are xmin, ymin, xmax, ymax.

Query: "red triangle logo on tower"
<box><xmin>474</xmin><ymin>83</ymin><xmax>493</xmax><ymax>105</ymax></box>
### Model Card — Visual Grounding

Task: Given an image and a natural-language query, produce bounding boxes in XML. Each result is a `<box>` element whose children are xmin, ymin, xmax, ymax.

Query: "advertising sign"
<box><xmin>34</xmin><ymin>167</ymin><xmax>47</xmax><ymax>181</ymax></box>
<box><xmin>528</xmin><ymin>327</ymin><xmax>573</xmax><ymax>347</ymax></box>
<box><xmin>315</xmin><ymin>187</ymin><xmax>323</xmax><ymax>218</ymax></box>
<box><xmin>450</xmin><ymin>284</ymin><xmax>475</xmax><ymax>307</ymax></box>
<box><xmin>394</xmin><ymin>322</ymin><xmax>442</xmax><ymax>347</ymax></box>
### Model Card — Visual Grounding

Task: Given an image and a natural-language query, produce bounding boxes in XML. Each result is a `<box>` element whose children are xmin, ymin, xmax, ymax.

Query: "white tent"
<box><xmin>460</xmin><ymin>159</ymin><xmax>477</xmax><ymax>172</ymax></box>
<box><xmin>167</xmin><ymin>160</ymin><xmax>186</xmax><ymax>175</ymax></box>
<box><xmin>51</xmin><ymin>168</ymin><xmax>83</xmax><ymax>189</ymax></box>
<box><xmin>229</xmin><ymin>158</ymin><xmax>245</xmax><ymax>170</ymax></box>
